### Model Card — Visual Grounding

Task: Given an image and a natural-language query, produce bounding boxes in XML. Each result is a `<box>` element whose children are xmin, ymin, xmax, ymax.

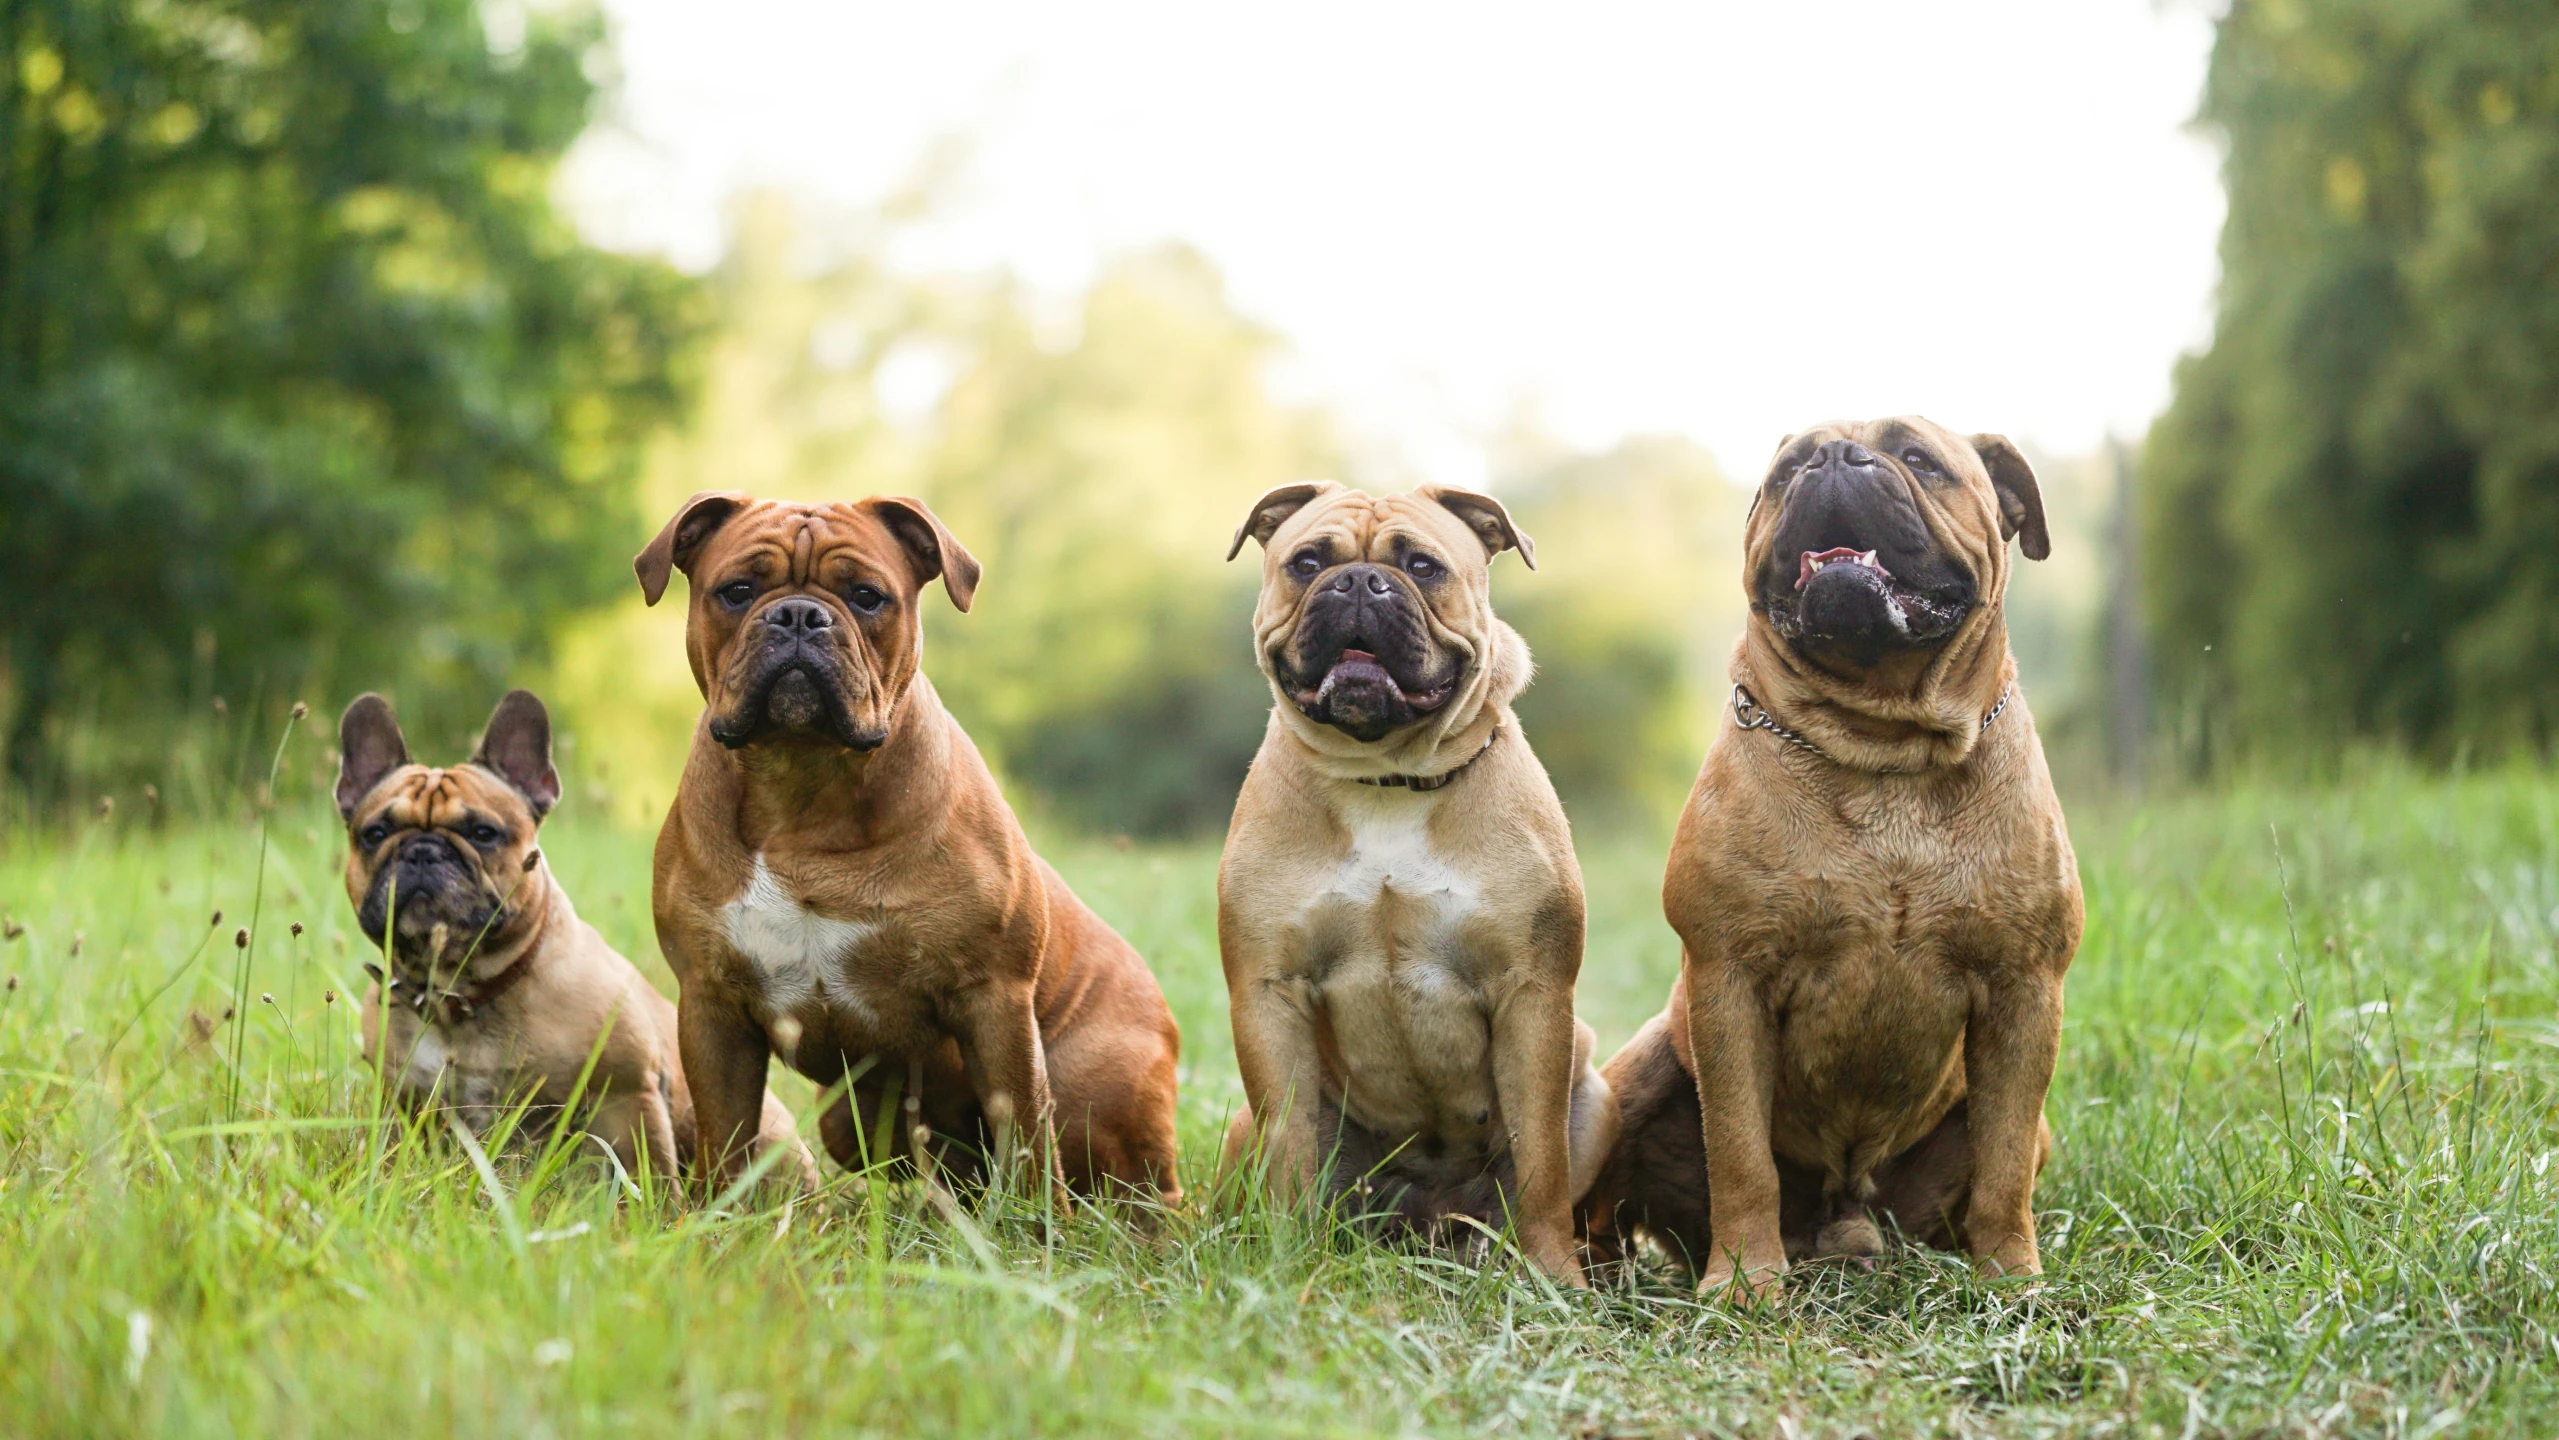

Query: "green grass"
<box><xmin>3</xmin><ymin>760</ymin><xmax>2558</xmax><ymax>1437</ymax></box>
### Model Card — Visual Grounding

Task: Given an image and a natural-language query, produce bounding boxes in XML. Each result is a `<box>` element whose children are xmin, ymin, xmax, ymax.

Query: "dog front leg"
<box><xmin>1685</xmin><ymin>948</ymin><xmax>1787</xmax><ymax>1296</ymax></box>
<box><xmin>1961</xmin><ymin>970</ymin><xmax>2063</xmax><ymax>1276</ymax></box>
<box><xmin>636</xmin><ymin>1078</ymin><xmax>683</xmax><ymax>1182</ymax></box>
<box><xmin>950</xmin><ymin>982</ymin><xmax>1065</xmax><ymax>1202</ymax></box>
<box><xmin>1225</xmin><ymin>975</ymin><xmax>1326</xmax><ymax>1207</ymax></box>
<box><xmin>678</xmin><ymin>989</ymin><xmax>771</xmax><ymax>1198</ymax></box>
<box><xmin>586</xmin><ymin>1088</ymin><xmax>678</xmax><ymax>1184</ymax></box>
<box><xmin>1489</xmin><ymin>979</ymin><xmax>1589</xmax><ymax>1288</ymax></box>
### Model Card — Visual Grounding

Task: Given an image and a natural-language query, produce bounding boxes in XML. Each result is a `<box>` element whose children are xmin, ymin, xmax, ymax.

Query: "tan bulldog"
<box><xmin>1583</xmin><ymin>417</ymin><xmax>2082</xmax><ymax>1292</ymax></box>
<box><xmin>339</xmin><ymin>690</ymin><xmax>813</xmax><ymax>1185</ymax></box>
<box><xmin>1217</xmin><ymin>481</ymin><xmax>1616</xmax><ymax>1286</ymax></box>
<box><xmin>637</xmin><ymin>492</ymin><xmax>1180</xmax><ymax>1203</ymax></box>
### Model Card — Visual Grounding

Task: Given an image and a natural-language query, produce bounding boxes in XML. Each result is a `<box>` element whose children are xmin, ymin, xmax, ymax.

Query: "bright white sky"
<box><xmin>565</xmin><ymin>0</ymin><xmax>2225</xmax><ymax>485</ymax></box>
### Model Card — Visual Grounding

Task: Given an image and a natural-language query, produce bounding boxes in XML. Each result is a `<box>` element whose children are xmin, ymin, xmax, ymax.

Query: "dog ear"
<box><xmin>635</xmin><ymin>491</ymin><xmax>750</xmax><ymax>606</ymax></box>
<box><xmin>1970</xmin><ymin>434</ymin><xmax>2050</xmax><ymax>561</ymax></box>
<box><xmin>470</xmin><ymin>690</ymin><xmax>561</xmax><ymax>821</ymax></box>
<box><xmin>1423</xmin><ymin>485</ymin><xmax>1537</xmax><ymax>571</ymax></box>
<box><xmin>864</xmin><ymin>497</ymin><xmax>981</xmax><ymax>612</ymax></box>
<box><xmin>335</xmin><ymin>694</ymin><xmax>411</xmax><ymax>821</ymax></box>
<box><xmin>1226</xmin><ymin>482</ymin><xmax>1338</xmax><ymax>561</ymax></box>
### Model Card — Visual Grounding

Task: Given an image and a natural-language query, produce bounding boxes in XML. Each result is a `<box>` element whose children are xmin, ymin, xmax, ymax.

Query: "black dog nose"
<box><xmin>396</xmin><ymin>834</ymin><xmax>464</xmax><ymax>869</ymax></box>
<box><xmin>1808</xmin><ymin>439</ymin><xmax>1880</xmax><ymax>472</ymax></box>
<box><xmin>1327</xmin><ymin>563</ymin><xmax>1398</xmax><ymax>597</ymax></box>
<box><xmin>762</xmin><ymin>597</ymin><xmax>834</xmax><ymax>633</ymax></box>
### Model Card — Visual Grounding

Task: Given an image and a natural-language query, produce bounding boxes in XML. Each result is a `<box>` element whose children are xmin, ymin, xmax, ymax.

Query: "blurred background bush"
<box><xmin>5</xmin><ymin>0</ymin><xmax>2556</xmax><ymax>835</ymax></box>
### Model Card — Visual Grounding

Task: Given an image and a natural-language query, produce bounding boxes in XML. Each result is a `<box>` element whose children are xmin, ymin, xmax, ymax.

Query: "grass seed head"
<box><xmin>233</xmin><ymin>927</ymin><xmax>249</xmax><ymax>949</ymax></box>
<box><xmin>290</xmin><ymin>701</ymin><xmax>310</xmax><ymax>720</ymax></box>
<box><xmin>290</xmin><ymin>922</ymin><xmax>304</xmax><ymax>938</ymax></box>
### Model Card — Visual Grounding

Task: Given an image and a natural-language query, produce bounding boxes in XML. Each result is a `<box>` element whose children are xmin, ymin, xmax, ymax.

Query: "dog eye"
<box><xmin>1901</xmin><ymin>447</ymin><xmax>1938</xmax><ymax>474</ymax></box>
<box><xmin>360</xmin><ymin>822</ymin><xmax>390</xmax><ymax>847</ymax></box>
<box><xmin>467</xmin><ymin>822</ymin><xmax>504</xmax><ymax>846</ymax></box>
<box><xmin>1404</xmin><ymin>553</ymin><xmax>1439</xmax><ymax>580</ymax></box>
<box><xmin>848</xmin><ymin>584</ymin><xmax>887</xmax><ymax>613</ymax></box>
<box><xmin>1288</xmin><ymin>551</ymin><xmax>1322</xmax><ymax>579</ymax></box>
<box><xmin>717</xmin><ymin>580</ymin><xmax>755</xmax><ymax>609</ymax></box>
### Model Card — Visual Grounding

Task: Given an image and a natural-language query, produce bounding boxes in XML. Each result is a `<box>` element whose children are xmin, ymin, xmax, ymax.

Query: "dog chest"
<box><xmin>1309</xmin><ymin>800</ymin><xmax>1478</xmax><ymax>921</ymax></box>
<box><xmin>721</xmin><ymin>854</ymin><xmax>898</xmax><ymax>1027</ymax></box>
<box><xmin>387</xmin><ymin>1021</ymin><xmax>506</xmax><ymax>1120</ymax></box>
<box><xmin>1279</xmin><ymin>797</ymin><xmax>1500</xmax><ymax>1137</ymax></box>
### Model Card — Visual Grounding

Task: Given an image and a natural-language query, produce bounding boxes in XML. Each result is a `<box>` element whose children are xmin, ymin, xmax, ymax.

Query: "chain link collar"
<box><xmin>1730</xmin><ymin>682</ymin><xmax>2011</xmax><ymax>770</ymax></box>
<box><xmin>1353</xmin><ymin>723</ymin><xmax>1502</xmax><ymax>792</ymax></box>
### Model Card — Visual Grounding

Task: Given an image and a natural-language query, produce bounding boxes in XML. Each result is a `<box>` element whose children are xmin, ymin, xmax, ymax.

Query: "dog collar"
<box><xmin>1730</xmin><ymin>682</ymin><xmax>2010</xmax><ymax>769</ymax></box>
<box><xmin>365</xmin><ymin>946</ymin><xmax>539</xmax><ymax>1026</ymax></box>
<box><xmin>1353</xmin><ymin>723</ymin><xmax>1502</xmax><ymax>792</ymax></box>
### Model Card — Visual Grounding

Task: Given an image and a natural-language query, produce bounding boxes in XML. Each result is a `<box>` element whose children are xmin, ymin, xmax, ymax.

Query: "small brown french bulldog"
<box><xmin>338</xmin><ymin>689</ymin><xmax>814</xmax><ymax>1187</ymax></box>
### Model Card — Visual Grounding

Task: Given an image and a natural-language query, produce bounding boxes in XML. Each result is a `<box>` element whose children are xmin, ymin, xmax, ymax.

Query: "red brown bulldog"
<box><xmin>637</xmin><ymin>491</ymin><xmax>1181</xmax><ymax>1203</ymax></box>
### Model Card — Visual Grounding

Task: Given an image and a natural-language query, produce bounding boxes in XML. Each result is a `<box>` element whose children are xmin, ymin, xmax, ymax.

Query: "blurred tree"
<box><xmin>0</xmin><ymin>0</ymin><xmax>694</xmax><ymax>797</ymax></box>
<box><xmin>553</xmin><ymin>201</ymin><xmax>1335</xmax><ymax>838</ymax></box>
<box><xmin>2146</xmin><ymin>0</ymin><xmax>2559</xmax><ymax>762</ymax></box>
<box><xmin>559</xmin><ymin>195</ymin><xmax>1759</xmax><ymax>838</ymax></box>
<box><xmin>922</xmin><ymin>245</ymin><xmax>1337</xmax><ymax>837</ymax></box>
<box><xmin>1493</xmin><ymin>435</ymin><xmax>1747</xmax><ymax>830</ymax></box>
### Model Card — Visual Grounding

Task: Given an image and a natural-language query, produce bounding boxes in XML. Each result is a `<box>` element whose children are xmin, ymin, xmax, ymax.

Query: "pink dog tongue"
<box><xmin>1340</xmin><ymin>648</ymin><xmax>1379</xmax><ymax>664</ymax></box>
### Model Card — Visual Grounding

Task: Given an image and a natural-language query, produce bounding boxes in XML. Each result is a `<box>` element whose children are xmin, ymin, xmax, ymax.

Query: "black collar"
<box><xmin>1353</xmin><ymin>723</ymin><xmax>1501</xmax><ymax>792</ymax></box>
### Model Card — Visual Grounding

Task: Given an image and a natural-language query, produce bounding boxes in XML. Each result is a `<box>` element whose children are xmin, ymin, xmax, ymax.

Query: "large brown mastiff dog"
<box><xmin>638</xmin><ymin>492</ymin><xmax>1181</xmax><ymax>1203</ymax></box>
<box><xmin>1219</xmin><ymin>481</ymin><xmax>1616</xmax><ymax>1286</ymax></box>
<box><xmin>1585</xmin><ymin>417</ymin><xmax>2082</xmax><ymax>1292</ymax></box>
<box><xmin>339</xmin><ymin>690</ymin><xmax>812</xmax><ymax>1185</ymax></box>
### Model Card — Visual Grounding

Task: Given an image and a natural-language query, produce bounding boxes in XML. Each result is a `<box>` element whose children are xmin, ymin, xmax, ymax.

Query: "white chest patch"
<box><xmin>1315</xmin><ymin>797</ymin><xmax>1479</xmax><ymax>913</ymax></box>
<box><xmin>722</xmin><ymin>855</ymin><xmax>880</xmax><ymax>1016</ymax></box>
<box><xmin>395</xmin><ymin>1026</ymin><xmax>498</xmax><ymax>1117</ymax></box>
<box><xmin>400</xmin><ymin>1026</ymin><xmax>454</xmax><ymax>1094</ymax></box>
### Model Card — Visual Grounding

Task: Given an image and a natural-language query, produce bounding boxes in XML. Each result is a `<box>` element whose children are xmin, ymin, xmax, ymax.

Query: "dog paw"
<box><xmin>1521</xmin><ymin>1230</ymin><xmax>1589</xmax><ymax>1290</ymax></box>
<box><xmin>1971</xmin><ymin>1240</ymin><xmax>2042</xmax><ymax>1281</ymax></box>
<box><xmin>1698</xmin><ymin>1257</ymin><xmax>1787</xmax><ymax>1305</ymax></box>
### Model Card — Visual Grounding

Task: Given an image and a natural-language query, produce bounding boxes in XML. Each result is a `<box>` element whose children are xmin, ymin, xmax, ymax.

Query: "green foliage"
<box><xmin>569</xmin><ymin>196</ymin><xmax>1765</xmax><ymax>838</ymax></box>
<box><xmin>560</xmin><ymin>201</ymin><xmax>1334</xmax><ymax>839</ymax></box>
<box><xmin>919</xmin><ymin>246</ymin><xmax>1336</xmax><ymax>839</ymax></box>
<box><xmin>1493</xmin><ymin>436</ymin><xmax>1747</xmax><ymax>830</ymax></box>
<box><xmin>4</xmin><ymin>762</ymin><xmax>2559</xmax><ymax>1434</ymax></box>
<box><xmin>0</xmin><ymin>0</ymin><xmax>698</xmax><ymax>796</ymax></box>
<box><xmin>2145</xmin><ymin>0</ymin><xmax>2559</xmax><ymax>763</ymax></box>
